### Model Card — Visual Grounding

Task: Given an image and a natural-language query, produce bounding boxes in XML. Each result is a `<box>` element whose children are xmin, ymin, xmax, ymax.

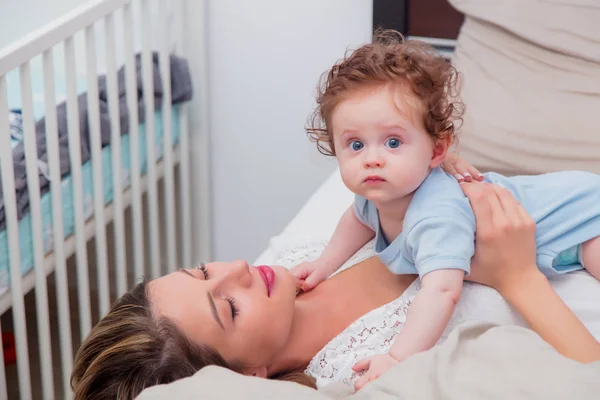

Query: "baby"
<box><xmin>292</xmin><ymin>30</ymin><xmax>600</xmax><ymax>387</ymax></box>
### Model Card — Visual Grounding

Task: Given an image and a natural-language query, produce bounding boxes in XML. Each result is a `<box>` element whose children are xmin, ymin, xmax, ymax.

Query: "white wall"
<box><xmin>194</xmin><ymin>0</ymin><xmax>373</xmax><ymax>262</ymax></box>
<box><xmin>0</xmin><ymin>0</ymin><xmax>87</xmax><ymax>49</ymax></box>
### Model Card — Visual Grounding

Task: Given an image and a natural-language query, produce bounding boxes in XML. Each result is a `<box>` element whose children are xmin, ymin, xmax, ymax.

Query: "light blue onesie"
<box><xmin>353</xmin><ymin>167</ymin><xmax>600</xmax><ymax>278</ymax></box>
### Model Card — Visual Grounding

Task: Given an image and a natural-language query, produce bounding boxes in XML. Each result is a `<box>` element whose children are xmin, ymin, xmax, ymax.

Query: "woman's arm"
<box><xmin>501</xmin><ymin>269</ymin><xmax>600</xmax><ymax>363</ymax></box>
<box><xmin>461</xmin><ymin>181</ymin><xmax>600</xmax><ymax>363</ymax></box>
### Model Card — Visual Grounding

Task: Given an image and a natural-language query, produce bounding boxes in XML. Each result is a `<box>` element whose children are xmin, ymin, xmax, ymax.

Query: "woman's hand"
<box><xmin>460</xmin><ymin>182</ymin><xmax>541</xmax><ymax>292</ymax></box>
<box><xmin>460</xmin><ymin>181</ymin><xmax>600</xmax><ymax>362</ymax></box>
<box><xmin>442</xmin><ymin>153</ymin><xmax>484</xmax><ymax>183</ymax></box>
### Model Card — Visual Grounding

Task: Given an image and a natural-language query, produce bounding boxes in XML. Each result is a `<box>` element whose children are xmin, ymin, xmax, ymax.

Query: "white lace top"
<box><xmin>270</xmin><ymin>237</ymin><xmax>520</xmax><ymax>389</ymax></box>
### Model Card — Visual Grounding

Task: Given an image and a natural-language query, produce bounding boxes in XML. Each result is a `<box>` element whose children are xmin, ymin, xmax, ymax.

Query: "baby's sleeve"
<box><xmin>353</xmin><ymin>195</ymin><xmax>378</xmax><ymax>231</ymax></box>
<box><xmin>405</xmin><ymin>215</ymin><xmax>475</xmax><ymax>279</ymax></box>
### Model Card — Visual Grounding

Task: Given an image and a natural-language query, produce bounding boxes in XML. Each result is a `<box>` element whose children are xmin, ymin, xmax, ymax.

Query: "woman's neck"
<box><xmin>267</xmin><ymin>258</ymin><xmax>416</xmax><ymax>376</ymax></box>
<box><xmin>266</xmin><ymin>293</ymin><xmax>344</xmax><ymax>375</ymax></box>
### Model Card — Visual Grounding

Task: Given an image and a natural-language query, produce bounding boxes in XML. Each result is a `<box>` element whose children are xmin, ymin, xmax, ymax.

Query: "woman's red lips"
<box><xmin>255</xmin><ymin>265</ymin><xmax>275</xmax><ymax>297</ymax></box>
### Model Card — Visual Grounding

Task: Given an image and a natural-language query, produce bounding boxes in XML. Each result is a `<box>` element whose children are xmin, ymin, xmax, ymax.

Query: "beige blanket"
<box><xmin>137</xmin><ymin>323</ymin><xmax>600</xmax><ymax>399</ymax></box>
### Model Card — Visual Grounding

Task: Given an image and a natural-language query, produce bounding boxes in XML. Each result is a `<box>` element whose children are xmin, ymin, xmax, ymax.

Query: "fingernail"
<box><xmin>454</xmin><ymin>174</ymin><xmax>464</xmax><ymax>181</ymax></box>
<box><xmin>463</xmin><ymin>172</ymin><xmax>472</xmax><ymax>178</ymax></box>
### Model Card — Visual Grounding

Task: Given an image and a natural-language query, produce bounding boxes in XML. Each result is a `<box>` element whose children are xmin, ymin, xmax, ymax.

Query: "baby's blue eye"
<box><xmin>350</xmin><ymin>141</ymin><xmax>364</xmax><ymax>151</ymax></box>
<box><xmin>386</xmin><ymin>138</ymin><xmax>401</xmax><ymax>148</ymax></box>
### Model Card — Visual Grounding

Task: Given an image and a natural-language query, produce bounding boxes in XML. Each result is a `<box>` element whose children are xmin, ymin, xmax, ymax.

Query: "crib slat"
<box><xmin>0</xmin><ymin>74</ymin><xmax>32</xmax><ymax>400</ymax></box>
<box><xmin>123</xmin><ymin>3</ymin><xmax>145</xmax><ymax>281</ymax></box>
<box><xmin>104</xmin><ymin>12</ymin><xmax>127</xmax><ymax>297</ymax></box>
<box><xmin>0</xmin><ymin>318</ymin><xmax>7</xmax><ymax>400</ymax></box>
<box><xmin>85</xmin><ymin>24</ymin><xmax>110</xmax><ymax>317</ymax></box>
<box><xmin>179</xmin><ymin>0</ymin><xmax>211</xmax><ymax>264</ymax></box>
<box><xmin>158</xmin><ymin>0</ymin><xmax>177</xmax><ymax>272</ymax></box>
<box><xmin>176</xmin><ymin>1</ymin><xmax>192</xmax><ymax>268</ymax></box>
<box><xmin>179</xmin><ymin>104</ymin><xmax>192</xmax><ymax>268</ymax></box>
<box><xmin>43</xmin><ymin>48</ymin><xmax>74</xmax><ymax>398</ymax></box>
<box><xmin>141</xmin><ymin>0</ymin><xmax>162</xmax><ymax>278</ymax></box>
<box><xmin>20</xmin><ymin>60</ymin><xmax>55</xmax><ymax>399</ymax></box>
<box><xmin>65</xmin><ymin>36</ymin><xmax>93</xmax><ymax>339</ymax></box>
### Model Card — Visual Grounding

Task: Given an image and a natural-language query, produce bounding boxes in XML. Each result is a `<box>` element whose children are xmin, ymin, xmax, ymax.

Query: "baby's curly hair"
<box><xmin>307</xmin><ymin>29</ymin><xmax>464</xmax><ymax>156</ymax></box>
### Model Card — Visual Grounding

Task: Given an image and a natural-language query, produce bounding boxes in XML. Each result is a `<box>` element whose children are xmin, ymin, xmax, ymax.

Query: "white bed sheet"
<box><xmin>254</xmin><ymin>168</ymin><xmax>600</xmax><ymax>340</ymax></box>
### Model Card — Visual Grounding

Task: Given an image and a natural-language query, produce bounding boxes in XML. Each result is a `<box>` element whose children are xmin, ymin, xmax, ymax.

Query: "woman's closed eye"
<box><xmin>197</xmin><ymin>263</ymin><xmax>209</xmax><ymax>279</ymax></box>
<box><xmin>198</xmin><ymin>264</ymin><xmax>239</xmax><ymax>321</ymax></box>
<box><xmin>226</xmin><ymin>297</ymin><xmax>239</xmax><ymax>320</ymax></box>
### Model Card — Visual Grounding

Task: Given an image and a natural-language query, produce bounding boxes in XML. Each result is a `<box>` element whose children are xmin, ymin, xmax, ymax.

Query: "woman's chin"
<box><xmin>271</xmin><ymin>265</ymin><xmax>298</xmax><ymax>299</ymax></box>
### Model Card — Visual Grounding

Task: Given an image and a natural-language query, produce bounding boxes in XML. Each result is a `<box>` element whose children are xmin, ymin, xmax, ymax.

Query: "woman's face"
<box><xmin>149</xmin><ymin>260</ymin><xmax>297</xmax><ymax>375</ymax></box>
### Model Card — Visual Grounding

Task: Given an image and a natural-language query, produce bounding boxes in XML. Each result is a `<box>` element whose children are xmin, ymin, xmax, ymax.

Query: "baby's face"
<box><xmin>331</xmin><ymin>83</ymin><xmax>445</xmax><ymax>206</ymax></box>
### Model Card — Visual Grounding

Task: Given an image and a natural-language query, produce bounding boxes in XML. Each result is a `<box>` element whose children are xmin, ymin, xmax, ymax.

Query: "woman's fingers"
<box><xmin>461</xmin><ymin>182</ymin><xmax>494</xmax><ymax>228</ymax></box>
<box><xmin>493</xmin><ymin>185</ymin><xmax>521</xmax><ymax>224</ymax></box>
<box><xmin>493</xmin><ymin>186</ymin><xmax>535</xmax><ymax>237</ymax></box>
<box><xmin>486</xmin><ymin>185</ymin><xmax>508</xmax><ymax>228</ymax></box>
<box><xmin>443</xmin><ymin>153</ymin><xmax>484</xmax><ymax>182</ymax></box>
<box><xmin>513</xmin><ymin>191</ymin><xmax>535</xmax><ymax>225</ymax></box>
<box><xmin>467</xmin><ymin>164</ymin><xmax>484</xmax><ymax>181</ymax></box>
<box><xmin>445</xmin><ymin>164</ymin><xmax>464</xmax><ymax>182</ymax></box>
<box><xmin>454</xmin><ymin>159</ymin><xmax>472</xmax><ymax>182</ymax></box>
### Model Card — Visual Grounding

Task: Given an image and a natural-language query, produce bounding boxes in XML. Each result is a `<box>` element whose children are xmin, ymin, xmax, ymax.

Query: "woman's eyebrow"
<box><xmin>207</xmin><ymin>292</ymin><xmax>225</xmax><ymax>330</ymax></box>
<box><xmin>177</xmin><ymin>269</ymin><xmax>224</xmax><ymax>330</ymax></box>
<box><xmin>178</xmin><ymin>268</ymin><xmax>195</xmax><ymax>278</ymax></box>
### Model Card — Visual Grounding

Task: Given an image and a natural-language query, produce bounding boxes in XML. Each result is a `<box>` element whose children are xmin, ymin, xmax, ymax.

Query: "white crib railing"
<box><xmin>0</xmin><ymin>0</ymin><xmax>200</xmax><ymax>398</ymax></box>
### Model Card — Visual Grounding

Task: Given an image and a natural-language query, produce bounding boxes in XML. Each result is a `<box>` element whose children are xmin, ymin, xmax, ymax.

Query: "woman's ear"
<box><xmin>244</xmin><ymin>366</ymin><xmax>268</xmax><ymax>379</ymax></box>
<box><xmin>430</xmin><ymin>133</ymin><xmax>452</xmax><ymax>168</ymax></box>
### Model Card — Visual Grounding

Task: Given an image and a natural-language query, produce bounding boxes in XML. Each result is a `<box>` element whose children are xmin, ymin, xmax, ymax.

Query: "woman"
<box><xmin>71</xmin><ymin>182</ymin><xmax>600</xmax><ymax>399</ymax></box>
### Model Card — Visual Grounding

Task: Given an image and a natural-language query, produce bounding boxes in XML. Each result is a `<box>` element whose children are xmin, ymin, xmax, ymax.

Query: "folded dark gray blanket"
<box><xmin>0</xmin><ymin>52</ymin><xmax>193</xmax><ymax>231</ymax></box>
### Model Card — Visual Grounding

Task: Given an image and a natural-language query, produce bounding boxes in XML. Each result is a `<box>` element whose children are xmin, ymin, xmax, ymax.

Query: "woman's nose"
<box><xmin>215</xmin><ymin>260</ymin><xmax>251</xmax><ymax>288</ymax></box>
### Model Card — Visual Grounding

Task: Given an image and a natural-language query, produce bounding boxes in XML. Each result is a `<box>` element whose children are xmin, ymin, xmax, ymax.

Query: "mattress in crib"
<box><xmin>0</xmin><ymin>65</ymin><xmax>182</xmax><ymax>295</ymax></box>
<box><xmin>0</xmin><ymin>108</ymin><xmax>181</xmax><ymax>295</ymax></box>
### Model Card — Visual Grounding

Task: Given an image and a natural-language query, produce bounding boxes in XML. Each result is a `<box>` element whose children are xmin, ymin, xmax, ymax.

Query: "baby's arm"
<box><xmin>388</xmin><ymin>268</ymin><xmax>464</xmax><ymax>361</ymax></box>
<box><xmin>293</xmin><ymin>206</ymin><xmax>375</xmax><ymax>291</ymax></box>
<box><xmin>320</xmin><ymin>206</ymin><xmax>375</xmax><ymax>270</ymax></box>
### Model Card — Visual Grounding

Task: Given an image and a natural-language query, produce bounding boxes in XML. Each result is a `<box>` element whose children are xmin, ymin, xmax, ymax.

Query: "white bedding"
<box><xmin>138</xmin><ymin>323</ymin><xmax>600</xmax><ymax>400</ymax></box>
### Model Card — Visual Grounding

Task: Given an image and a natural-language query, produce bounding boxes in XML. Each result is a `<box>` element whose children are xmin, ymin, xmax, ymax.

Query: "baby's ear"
<box><xmin>430</xmin><ymin>133</ymin><xmax>452</xmax><ymax>168</ymax></box>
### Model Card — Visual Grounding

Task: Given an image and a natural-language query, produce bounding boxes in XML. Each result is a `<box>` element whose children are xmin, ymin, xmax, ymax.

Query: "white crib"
<box><xmin>0</xmin><ymin>0</ymin><xmax>207</xmax><ymax>398</ymax></box>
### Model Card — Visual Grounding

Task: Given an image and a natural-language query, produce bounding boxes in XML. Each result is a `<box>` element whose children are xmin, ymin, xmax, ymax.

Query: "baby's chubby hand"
<box><xmin>290</xmin><ymin>259</ymin><xmax>331</xmax><ymax>292</ymax></box>
<box><xmin>352</xmin><ymin>353</ymin><xmax>400</xmax><ymax>391</ymax></box>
